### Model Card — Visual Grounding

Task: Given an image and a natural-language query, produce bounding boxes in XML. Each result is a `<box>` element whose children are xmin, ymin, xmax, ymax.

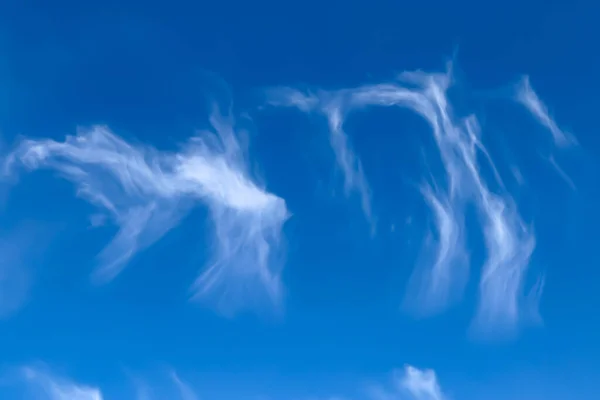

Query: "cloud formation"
<box><xmin>368</xmin><ymin>365</ymin><xmax>447</xmax><ymax>400</ymax></box>
<box><xmin>3</xmin><ymin>107</ymin><xmax>289</xmax><ymax>314</ymax></box>
<box><xmin>265</xmin><ymin>88</ymin><xmax>375</xmax><ymax>228</ymax></box>
<box><xmin>14</xmin><ymin>364</ymin><xmax>445</xmax><ymax>400</ymax></box>
<box><xmin>516</xmin><ymin>76</ymin><xmax>575</xmax><ymax>148</ymax></box>
<box><xmin>15</xmin><ymin>367</ymin><xmax>203</xmax><ymax>400</ymax></box>
<box><xmin>267</xmin><ymin>67</ymin><xmax>572</xmax><ymax>334</ymax></box>
<box><xmin>21</xmin><ymin>367</ymin><xmax>102</xmax><ymax>400</ymax></box>
<box><xmin>399</xmin><ymin>365</ymin><xmax>446</xmax><ymax>400</ymax></box>
<box><xmin>130</xmin><ymin>371</ymin><xmax>200</xmax><ymax>400</ymax></box>
<box><xmin>516</xmin><ymin>76</ymin><xmax>578</xmax><ymax>190</ymax></box>
<box><xmin>1</xmin><ymin>66</ymin><xmax>573</xmax><ymax>333</ymax></box>
<box><xmin>170</xmin><ymin>372</ymin><xmax>199</xmax><ymax>400</ymax></box>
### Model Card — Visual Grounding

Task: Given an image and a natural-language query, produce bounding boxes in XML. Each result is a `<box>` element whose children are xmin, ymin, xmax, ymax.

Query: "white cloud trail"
<box><xmin>14</xmin><ymin>364</ymin><xmax>446</xmax><ymax>400</ymax></box>
<box><xmin>266</xmin><ymin>88</ymin><xmax>374</xmax><ymax>228</ymax></box>
<box><xmin>399</xmin><ymin>365</ymin><xmax>446</xmax><ymax>400</ymax></box>
<box><xmin>517</xmin><ymin>76</ymin><xmax>578</xmax><ymax>190</ymax></box>
<box><xmin>4</xmin><ymin>107</ymin><xmax>289</xmax><ymax>314</ymax></box>
<box><xmin>22</xmin><ymin>367</ymin><xmax>103</xmax><ymax>400</ymax></box>
<box><xmin>367</xmin><ymin>365</ymin><xmax>447</xmax><ymax>400</ymax></box>
<box><xmin>17</xmin><ymin>367</ymin><xmax>203</xmax><ymax>400</ymax></box>
<box><xmin>516</xmin><ymin>76</ymin><xmax>576</xmax><ymax>148</ymax></box>
<box><xmin>170</xmin><ymin>372</ymin><xmax>199</xmax><ymax>400</ymax></box>
<box><xmin>268</xmin><ymin>68</ymin><xmax>554</xmax><ymax>333</ymax></box>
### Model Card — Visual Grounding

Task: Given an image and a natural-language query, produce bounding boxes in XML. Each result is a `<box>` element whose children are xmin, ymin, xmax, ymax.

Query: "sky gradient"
<box><xmin>1</xmin><ymin>0</ymin><xmax>599</xmax><ymax>399</ymax></box>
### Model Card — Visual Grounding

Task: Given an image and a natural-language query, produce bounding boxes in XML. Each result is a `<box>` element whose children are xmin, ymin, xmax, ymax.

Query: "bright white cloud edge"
<box><xmin>3</xmin><ymin>107</ymin><xmax>289</xmax><ymax>315</ymax></box>
<box><xmin>21</xmin><ymin>367</ymin><xmax>103</xmax><ymax>400</ymax></box>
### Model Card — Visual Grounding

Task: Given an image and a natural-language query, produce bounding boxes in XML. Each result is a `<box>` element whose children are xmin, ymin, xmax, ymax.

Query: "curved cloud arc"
<box><xmin>266</xmin><ymin>67</ymin><xmax>571</xmax><ymax>334</ymax></box>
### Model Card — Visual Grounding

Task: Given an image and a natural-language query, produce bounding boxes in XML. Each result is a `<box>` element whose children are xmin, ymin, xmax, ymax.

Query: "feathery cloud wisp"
<box><xmin>17</xmin><ymin>367</ymin><xmax>203</xmax><ymax>400</ymax></box>
<box><xmin>4</xmin><ymin>108</ymin><xmax>289</xmax><ymax>314</ymax></box>
<box><xmin>22</xmin><ymin>367</ymin><xmax>102</xmax><ymax>400</ymax></box>
<box><xmin>398</xmin><ymin>365</ymin><xmax>446</xmax><ymax>400</ymax></box>
<box><xmin>265</xmin><ymin>88</ymin><xmax>374</xmax><ymax>229</ymax></box>
<box><xmin>12</xmin><ymin>364</ymin><xmax>449</xmax><ymax>400</ymax></box>
<box><xmin>170</xmin><ymin>372</ymin><xmax>199</xmax><ymax>400</ymax></box>
<box><xmin>516</xmin><ymin>76</ymin><xmax>575</xmax><ymax>148</ymax></box>
<box><xmin>405</xmin><ymin>183</ymin><xmax>467</xmax><ymax>315</ymax></box>
<box><xmin>516</xmin><ymin>76</ymin><xmax>578</xmax><ymax>190</ymax></box>
<box><xmin>269</xmin><ymin>68</ymin><xmax>548</xmax><ymax>334</ymax></box>
<box><xmin>367</xmin><ymin>365</ymin><xmax>447</xmax><ymax>400</ymax></box>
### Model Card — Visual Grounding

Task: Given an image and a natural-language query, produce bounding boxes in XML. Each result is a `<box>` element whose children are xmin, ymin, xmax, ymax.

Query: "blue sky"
<box><xmin>1</xmin><ymin>0</ymin><xmax>599</xmax><ymax>399</ymax></box>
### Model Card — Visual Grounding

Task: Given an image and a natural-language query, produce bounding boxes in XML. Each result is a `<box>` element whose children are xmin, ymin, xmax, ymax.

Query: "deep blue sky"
<box><xmin>1</xmin><ymin>1</ymin><xmax>599</xmax><ymax>399</ymax></box>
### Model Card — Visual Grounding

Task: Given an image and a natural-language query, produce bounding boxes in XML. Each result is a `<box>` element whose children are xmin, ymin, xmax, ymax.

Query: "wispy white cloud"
<box><xmin>16</xmin><ymin>367</ymin><xmax>203</xmax><ymax>400</ymax></box>
<box><xmin>516</xmin><ymin>76</ymin><xmax>578</xmax><ymax>191</ymax></box>
<box><xmin>170</xmin><ymin>371</ymin><xmax>199</xmax><ymax>400</ymax></box>
<box><xmin>516</xmin><ymin>76</ymin><xmax>576</xmax><ymax>148</ymax></box>
<box><xmin>11</xmin><ymin>364</ymin><xmax>449</xmax><ymax>400</ymax></box>
<box><xmin>367</xmin><ymin>365</ymin><xmax>447</xmax><ymax>400</ymax></box>
<box><xmin>269</xmin><ymin>68</ymin><xmax>545</xmax><ymax>334</ymax></box>
<box><xmin>266</xmin><ymin>88</ymin><xmax>375</xmax><ymax>230</ymax></box>
<box><xmin>398</xmin><ymin>365</ymin><xmax>446</xmax><ymax>400</ymax></box>
<box><xmin>404</xmin><ymin>183</ymin><xmax>467</xmax><ymax>315</ymax></box>
<box><xmin>4</xmin><ymin>107</ymin><xmax>289</xmax><ymax>315</ymax></box>
<box><xmin>323</xmin><ymin>102</ymin><xmax>374</xmax><ymax>229</ymax></box>
<box><xmin>547</xmin><ymin>152</ymin><xmax>576</xmax><ymax>191</ymax></box>
<box><xmin>133</xmin><ymin>379</ymin><xmax>152</xmax><ymax>400</ymax></box>
<box><xmin>129</xmin><ymin>371</ymin><xmax>201</xmax><ymax>400</ymax></box>
<box><xmin>21</xmin><ymin>367</ymin><xmax>102</xmax><ymax>400</ymax></box>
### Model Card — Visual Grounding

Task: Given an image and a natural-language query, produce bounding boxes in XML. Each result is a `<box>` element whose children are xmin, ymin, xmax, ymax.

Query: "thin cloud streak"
<box><xmin>406</xmin><ymin>183</ymin><xmax>467</xmax><ymax>314</ymax></box>
<box><xmin>265</xmin><ymin>88</ymin><xmax>375</xmax><ymax>229</ymax></box>
<box><xmin>269</xmin><ymin>68</ymin><xmax>547</xmax><ymax>333</ymax></box>
<box><xmin>133</xmin><ymin>380</ymin><xmax>152</xmax><ymax>400</ymax></box>
<box><xmin>21</xmin><ymin>367</ymin><xmax>103</xmax><ymax>400</ymax></box>
<box><xmin>517</xmin><ymin>76</ymin><xmax>578</xmax><ymax>192</ymax></box>
<box><xmin>516</xmin><ymin>76</ymin><xmax>576</xmax><ymax>148</ymax></box>
<box><xmin>170</xmin><ymin>372</ymin><xmax>199</xmax><ymax>400</ymax></box>
<box><xmin>11</xmin><ymin>364</ymin><xmax>447</xmax><ymax>400</ymax></box>
<box><xmin>548</xmin><ymin>153</ymin><xmax>577</xmax><ymax>191</ymax></box>
<box><xmin>4</xmin><ymin>107</ymin><xmax>289</xmax><ymax>315</ymax></box>
<box><xmin>16</xmin><ymin>368</ymin><xmax>202</xmax><ymax>400</ymax></box>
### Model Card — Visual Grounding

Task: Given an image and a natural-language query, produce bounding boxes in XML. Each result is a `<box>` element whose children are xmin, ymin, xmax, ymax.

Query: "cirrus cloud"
<box><xmin>3</xmin><ymin>107</ymin><xmax>289</xmax><ymax>315</ymax></box>
<box><xmin>266</xmin><ymin>66</ymin><xmax>573</xmax><ymax>335</ymax></box>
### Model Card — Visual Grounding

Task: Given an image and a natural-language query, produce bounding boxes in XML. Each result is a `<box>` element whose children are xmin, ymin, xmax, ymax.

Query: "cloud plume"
<box><xmin>265</xmin><ymin>88</ymin><xmax>375</xmax><ymax>228</ymax></box>
<box><xmin>12</xmin><ymin>364</ymin><xmax>447</xmax><ymax>400</ymax></box>
<box><xmin>368</xmin><ymin>365</ymin><xmax>447</xmax><ymax>400</ymax></box>
<box><xmin>516</xmin><ymin>76</ymin><xmax>575</xmax><ymax>148</ymax></box>
<box><xmin>21</xmin><ymin>367</ymin><xmax>102</xmax><ymax>400</ymax></box>
<box><xmin>4</xmin><ymin>107</ymin><xmax>289</xmax><ymax>314</ymax></box>
<box><xmin>170</xmin><ymin>372</ymin><xmax>199</xmax><ymax>400</ymax></box>
<box><xmin>131</xmin><ymin>371</ymin><xmax>200</xmax><ymax>400</ymax></box>
<box><xmin>516</xmin><ymin>76</ymin><xmax>578</xmax><ymax>190</ymax></box>
<box><xmin>399</xmin><ymin>365</ymin><xmax>446</xmax><ymax>400</ymax></box>
<box><xmin>268</xmin><ymin>67</ymin><xmax>556</xmax><ymax>333</ymax></box>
